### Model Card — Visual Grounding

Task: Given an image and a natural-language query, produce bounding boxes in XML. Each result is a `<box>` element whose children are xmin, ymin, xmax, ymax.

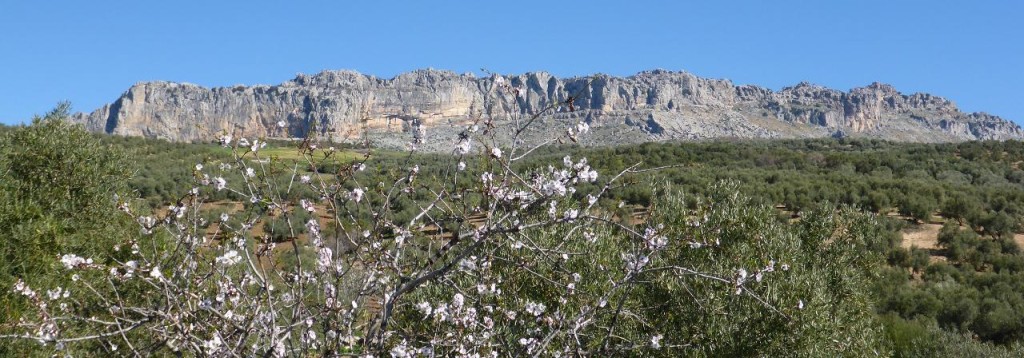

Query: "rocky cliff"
<box><xmin>72</xmin><ymin>69</ymin><xmax>1024</xmax><ymax>150</ymax></box>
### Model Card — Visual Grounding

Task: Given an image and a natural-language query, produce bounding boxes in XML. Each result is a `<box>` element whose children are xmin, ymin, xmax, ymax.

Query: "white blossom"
<box><xmin>644</xmin><ymin>228</ymin><xmax>668</xmax><ymax>250</ymax></box>
<box><xmin>578</xmin><ymin>168</ymin><xmax>598</xmax><ymax>182</ymax></box>
<box><xmin>203</xmin><ymin>334</ymin><xmax>223</xmax><ymax>352</ymax></box>
<box><xmin>169</xmin><ymin>204</ymin><xmax>187</xmax><ymax>218</ymax></box>
<box><xmin>315</xmin><ymin>248</ymin><xmax>332</xmax><ymax>273</ymax></box>
<box><xmin>455</xmin><ymin>139</ymin><xmax>471</xmax><ymax>155</ymax></box>
<box><xmin>735</xmin><ymin>268</ymin><xmax>749</xmax><ymax>294</ymax></box>
<box><xmin>213</xmin><ymin>177</ymin><xmax>226</xmax><ymax>191</ymax></box>
<box><xmin>300</xmin><ymin>199</ymin><xmax>316</xmax><ymax>213</ymax></box>
<box><xmin>13</xmin><ymin>279</ymin><xmax>36</xmax><ymax>298</ymax></box>
<box><xmin>250</xmin><ymin>139</ymin><xmax>265</xmax><ymax>152</ymax></box>
<box><xmin>524</xmin><ymin>301</ymin><xmax>546</xmax><ymax>317</ymax></box>
<box><xmin>540</xmin><ymin>179</ymin><xmax>567</xmax><ymax>197</ymax></box>
<box><xmin>736</xmin><ymin>268</ymin><xmax>748</xmax><ymax>284</ymax></box>
<box><xmin>124</xmin><ymin>261</ymin><xmax>138</xmax><ymax>278</ymax></box>
<box><xmin>306</xmin><ymin>219</ymin><xmax>321</xmax><ymax>238</ymax></box>
<box><xmin>60</xmin><ymin>254</ymin><xmax>91</xmax><ymax>269</ymax></box>
<box><xmin>215</xmin><ymin>250</ymin><xmax>242</xmax><ymax>266</ymax></box>
<box><xmin>459</xmin><ymin>257</ymin><xmax>477</xmax><ymax>271</ymax></box>
<box><xmin>390</xmin><ymin>340</ymin><xmax>414</xmax><ymax>358</ymax></box>
<box><xmin>416</xmin><ymin>301</ymin><xmax>432</xmax><ymax>316</ymax></box>
<box><xmin>434</xmin><ymin>304</ymin><xmax>449</xmax><ymax>322</ymax></box>
<box><xmin>564</xmin><ymin>209</ymin><xmax>579</xmax><ymax>221</ymax></box>
<box><xmin>651</xmin><ymin>334</ymin><xmax>663</xmax><ymax>349</ymax></box>
<box><xmin>490</xmin><ymin>147</ymin><xmax>502</xmax><ymax>158</ymax></box>
<box><xmin>624</xmin><ymin>253</ymin><xmax>649</xmax><ymax>273</ymax></box>
<box><xmin>150</xmin><ymin>267</ymin><xmax>163</xmax><ymax>280</ymax></box>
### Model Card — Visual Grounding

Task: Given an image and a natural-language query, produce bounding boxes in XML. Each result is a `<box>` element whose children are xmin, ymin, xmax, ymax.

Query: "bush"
<box><xmin>0</xmin><ymin>104</ymin><xmax>141</xmax><ymax>355</ymax></box>
<box><xmin>882</xmin><ymin>314</ymin><xmax>1024</xmax><ymax>358</ymax></box>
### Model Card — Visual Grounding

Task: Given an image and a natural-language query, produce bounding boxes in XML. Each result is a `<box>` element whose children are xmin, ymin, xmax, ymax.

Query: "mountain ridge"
<box><xmin>71</xmin><ymin>68</ymin><xmax>1024</xmax><ymax>150</ymax></box>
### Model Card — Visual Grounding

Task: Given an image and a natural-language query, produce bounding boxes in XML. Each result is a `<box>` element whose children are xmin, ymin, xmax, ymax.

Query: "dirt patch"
<box><xmin>900</xmin><ymin>222</ymin><xmax>950</xmax><ymax>263</ymax></box>
<box><xmin>901</xmin><ymin>223</ymin><xmax>943</xmax><ymax>250</ymax></box>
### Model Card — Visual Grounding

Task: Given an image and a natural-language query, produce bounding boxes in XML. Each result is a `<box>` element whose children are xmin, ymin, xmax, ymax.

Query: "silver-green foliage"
<box><xmin>396</xmin><ymin>182</ymin><xmax>890</xmax><ymax>356</ymax></box>
<box><xmin>0</xmin><ymin>103</ymin><xmax>138</xmax><ymax>354</ymax></box>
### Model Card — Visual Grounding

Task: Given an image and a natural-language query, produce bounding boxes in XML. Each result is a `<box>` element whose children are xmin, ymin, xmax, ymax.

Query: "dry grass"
<box><xmin>258</xmin><ymin>146</ymin><xmax>364</xmax><ymax>163</ymax></box>
<box><xmin>895</xmin><ymin>213</ymin><xmax>1024</xmax><ymax>265</ymax></box>
<box><xmin>900</xmin><ymin>222</ymin><xmax>943</xmax><ymax>251</ymax></box>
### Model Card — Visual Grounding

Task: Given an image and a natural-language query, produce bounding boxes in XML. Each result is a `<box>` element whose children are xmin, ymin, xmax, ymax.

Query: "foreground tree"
<box><xmin>0</xmin><ymin>103</ymin><xmax>139</xmax><ymax>355</ymax></box>
<box><xmin>3</xmin><ymin>85</ymin><xmax>887</xmax><ymax>356</ymax></box>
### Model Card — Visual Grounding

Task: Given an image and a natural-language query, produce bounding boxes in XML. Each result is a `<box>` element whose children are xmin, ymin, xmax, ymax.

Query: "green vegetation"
<box><xmin>5</xmin><ymin>109</ymin><xmax>1024</xmax><ymax>355</ymax></box>
<box><xmin>0</xmin><ymin>104</ymin><xmax>144</xmax><ymax>355</ymax></box>
<box><xmin>397</xmin><ymin>184</ymin><xmax>891</xmax><ymax>356</ymax></box>
<box><xmin>528</xmin><ymin>139</ymin><xmax>1024</xmax><ymax>354</ymax></box>
<box><xmin>116</xmin><ymin>136</ymin><xmax>1024</xmax><ymax>354</ymax></box>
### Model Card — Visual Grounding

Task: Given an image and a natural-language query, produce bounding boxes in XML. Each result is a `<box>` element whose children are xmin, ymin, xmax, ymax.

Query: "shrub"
<box><xmin>0</xmin><ymin>104</ymin><xmax>141</xmax><ymax>355</ymax></box>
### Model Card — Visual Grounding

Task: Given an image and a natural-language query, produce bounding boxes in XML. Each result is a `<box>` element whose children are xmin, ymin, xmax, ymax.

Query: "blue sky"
<box><xmin>1</xmin><ymin>1</ymin><xmax>1022</xmax><ymax>125</ymax></box>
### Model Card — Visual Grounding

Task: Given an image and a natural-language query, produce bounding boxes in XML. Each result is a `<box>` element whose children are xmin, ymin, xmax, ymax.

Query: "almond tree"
<box><xmin>2</xmin><ymin>76</ymin><xmax>887</xmax><ymax>356</ymax></box>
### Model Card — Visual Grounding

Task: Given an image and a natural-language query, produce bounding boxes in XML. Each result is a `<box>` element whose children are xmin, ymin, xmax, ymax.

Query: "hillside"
<box><xmin>72</xmin><ymin>69</ymin><xmax>1024</xmax><ymax>150</ymax></box>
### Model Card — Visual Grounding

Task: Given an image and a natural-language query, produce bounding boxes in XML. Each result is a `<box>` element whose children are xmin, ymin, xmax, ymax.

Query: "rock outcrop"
<box><xmin>72</xmin><ymin>69</ymin><xmax>1024</xmax><ymax>150</ymax></box>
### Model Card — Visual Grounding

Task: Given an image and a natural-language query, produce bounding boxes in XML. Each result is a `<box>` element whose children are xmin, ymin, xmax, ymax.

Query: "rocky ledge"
<box><xmin>72</xmin><ymin>69</ymin><xmax>1023</xmax><ymax>150</ymax></box>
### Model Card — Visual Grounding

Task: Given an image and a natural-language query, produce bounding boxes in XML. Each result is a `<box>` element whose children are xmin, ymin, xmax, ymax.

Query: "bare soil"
<box><xmin>900</xmin><ymin>222</ymin><xmax>943</xmax><ymax>251</ymax></box>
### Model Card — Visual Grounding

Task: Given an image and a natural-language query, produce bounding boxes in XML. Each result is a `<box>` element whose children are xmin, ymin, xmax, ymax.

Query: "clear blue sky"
<box><xmin>1</xmin><ymin>1</ymin><xmax>1022</xmax><ymax>125</ymax></box>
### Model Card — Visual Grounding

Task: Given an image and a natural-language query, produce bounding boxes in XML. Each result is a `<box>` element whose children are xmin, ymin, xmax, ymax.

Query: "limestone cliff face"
<box><xmin>72</xmin><ymin>69</ymin><xmax>1024</xmax><ymax>148</ymax></box>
